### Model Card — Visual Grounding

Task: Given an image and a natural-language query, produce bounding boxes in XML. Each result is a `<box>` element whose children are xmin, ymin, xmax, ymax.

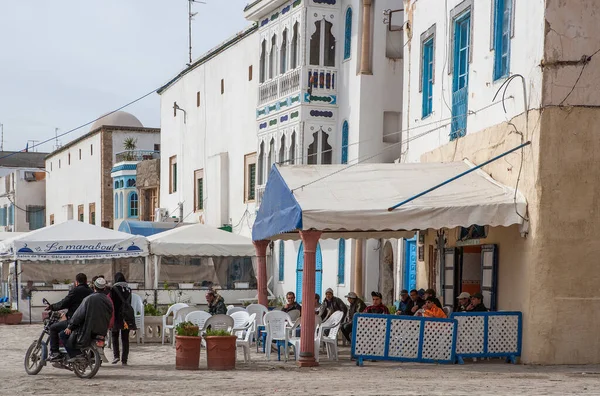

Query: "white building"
<box><xmin>158</xmin><ymin>0</ymin><xmax>405</xmax><ymax>303</ymax></box>
<box><xmin>45</xmin><ymin>111</ymin><xmax>160</xmax><ymax>229</ymax></box>
<box><xmin>0</xmin><ymin>151</ymin><xmax>47</xmax><ymax>232</ymax></box>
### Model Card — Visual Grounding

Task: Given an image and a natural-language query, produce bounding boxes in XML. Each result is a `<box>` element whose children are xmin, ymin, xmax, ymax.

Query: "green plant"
<box><xmin>268</xmin><ymin>296</ymin><xmax>286</xmax><ymax>308</ymax></box>
<box><xmin>144</xmin><ymin>304</ymin><xmax>164</xmax><ymax>316</ymax></box>
<box><xmin>205</xmin><ymin>329</ymin><xmax>231</xmax><ymax>337</ymax></box>
<box><xmin>123</xmin><ymin>137</ymin><xmax>137</xmax><ymax>161</ymax></box>
<box><xmin>175</xmin><ymin>321</ymin><xmax>199</xmax><ymax>337</ymax></box>
<box><xmin>0</xmin><ymin>307</ymin><xmax>16</xmax><ymax>316</ymax></box>
<box><xmin>51</xmin><ymin>279</ymin><xmax>60</xmax><ymax>284</ymax></box>
<box><xmin>387</xmin><ymin>305</ymin><xmax>397</xmax><ymax>315</ymax></box>
<box><xmin>63</xmin><ymin>279</ymin><xmax>71</xmax><ymax>285</ymax></box>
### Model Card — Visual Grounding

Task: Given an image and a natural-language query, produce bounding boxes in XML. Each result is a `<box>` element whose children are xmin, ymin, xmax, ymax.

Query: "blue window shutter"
<box><xmin>421</xmin><ymin>39</ymin><xmax>434</xmax><ymax>118</ymax></box>
<box><xmin>451</xmin><ymin>13</ymin><xmax>471</xmax><ymax>140</ymax></box>
<box><xmin>341</xmin><ymin>121</ymin><xmax>349</xmax><ymax>164</ymax></box>
<box><xmin>129</xmin><ymin>192</ymin><xmax>138</xmax><ymax>217</ymax></box>
<box><xmin>337</xmin><ymin>239</ymin><xmax>345</xmax><ymax>284</ymax></box>
<box><xmin>119</xmin><ymin>192</ymin><xmax>123</xmax><ymax>219</ymax></box>
<box><xmin>296</xmin><ymin>243</ymin><xmax>304</xmax><ymax>302</ymax></box>
<box><xmin>0</xmin><ymin>207</ymin><xmax>6</xmax><ymax>226</ymax></box>
<box><xmin>8</xmin><ymin>204</ymin><xmax>14</xmax><ymax>226</ymax></box>
<box><xmin>278</xmin><ymin>240</ymin><xmax>285</xmax><ymax>282</ymax></box>
<box><xmin>114</xmin><ymin>193</ymin><xmax>118</xmax><ymax>219</ymax></box>
<box><xmin>344</xmin><ymin>8</ymin><xmax>352</xmax><ymax>60</ymax></box>
<box><xmin>493</xmin><ymin>0</ymin><xmax>512</xmax><ymax>80</ymax></box>
<box><xmin>315</xmin><ymin>243</ymin><xmax>323</xmax><ymax>297</ymax></box>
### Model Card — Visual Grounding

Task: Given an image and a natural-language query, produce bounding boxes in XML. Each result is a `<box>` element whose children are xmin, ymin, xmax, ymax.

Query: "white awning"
<box><xmin>252</xmin><ymin>161</ymin><xmax>527</xmax><ymax>241</ymax></box>
<box><xmin>147</xmin><ymin>223</ymin><xmax>256</xmax><ymax>257</ymax></box>
<box><xmin>0</xmin><ymin>220</ymin><xmax>148</xmax><ymax>261</ymax></box>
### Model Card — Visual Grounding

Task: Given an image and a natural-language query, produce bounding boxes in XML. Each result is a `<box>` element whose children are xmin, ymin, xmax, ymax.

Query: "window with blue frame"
<box><xmin>127</xmin><ymin>178</ymin><xmax>136</xmax><ymax>188</ymax></box>
<box><xmin>129</xmin><ymin>192</ymin><xmax>138</xmax><ymax>217</ymax></box>
<box><xmin>119</xmin><ymin>192</ymin><xmax>123</xmax><ymax>219</ymax></box>
<box><xmin>0</xmin><ymin>207</ymin><xmax>6</xmax><ymax>226</ymax></box>
<box><xmin>114</xmin><ymin>181</ymin><xmax>119</xmax><ymax>189</ymax></box>
<box><xmin>114</xmin><ymin>193</ymin><xmax>118</xmax><ymax>218</ymax></box>
<box><xmin>8</xmin><ymin>204</ymin><xmax>14</xmax><ymax>225</ymax></box>
<box><xmin>493</xmin><ymin>0</ymin><xmax>512</xmax><ymax>80</ymax></box>
<box><xmin>450</xmin><ymin>11</ymin><xmax>471</xmax><ymax>140</ymax></box>
<box><xmin>278</xmin><ymin>240</ymin><xmax>285</xmax><ymax>282</ymax></box>
<box><xmin>337</xmin><ymin>239</ymin><xmax>345</xmax><ymax>284</ymax></box>
<box><xmin>421</xmin><ymin>37</ymin><xmax>434</xmax><ymax>118</ymax></box>
<box><xmin>344</xmin><ymin>7</ymin><xmax>352</xmax><ymax>60</ymax></box>
<box><xmin>341</xmin><ymin>121</ymin><xmax>349</xmax><ymax>164</ymax></box>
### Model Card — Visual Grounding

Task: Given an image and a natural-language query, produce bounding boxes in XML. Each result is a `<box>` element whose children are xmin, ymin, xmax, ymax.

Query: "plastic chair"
<box><xmin>131</xmin><ymin>294</ymin><xmax>145</xmax><ymax>344</ymax></box>
<box><xmin>286</xmin><ymin>309</ymin><xmax>301</xmax><ymax>322</ymax></box>
<box><xmin>185</xmin><ymin>311</ymin><xmax>212</xmax><ymax>331</ymax></box>
<box><xmin>316</xmin><ymin>310</ymin><xmax>344</xmax><ymax>362</ymax></box>
<box><xmin>171</xmin><ymin>307</ymin><xmax>199</xmax><ymax>346</ymax></box>
<box><xmin>263</xmin><ymin>311</ymin><xmax>293</xmax><ymax>361</ymax></box>
<box><xmin>236</xmin><ymin>313</ymin><xmax>256</xmax><ymax>363</ymax></box>
<box><xmin>227</xmin><ymin>306</ymin><xmax>247</xmax><ymax>315</ymax></box>
<box><xmin>203</xmin><ymin>314</ymin><xmax>235</xmax><ymax>334</ymax></box>
<box><xmin>230</xmin><ymin>311</ymin><xmax>251</xmax><ymax>336</ymax></box>
<box><xmin>161</xmin><ymin>303</ymin><xmax>189</xmax><ymax>345</ymax></box>
<box><xmin>287</xmin><ymin>320</ymin><xmax>320</xmax><ymax>361</ymax></box>
<box><xmin>247</xmin><ymin>304</ymin><xmax>269</xmax><ymax>351</ymax></box>
<box><xmin>415</xmin><ymin>309</ymin><xmax>424</xmax><ymax>317</ymax></box>
<box><xmin>443</xmin><ymin>306</ymin><xmax>452</xmax><ymax>317</ymax></box>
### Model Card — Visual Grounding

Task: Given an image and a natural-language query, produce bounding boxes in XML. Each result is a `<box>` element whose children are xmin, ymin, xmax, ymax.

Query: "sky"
<box><xmin>0</xmin><ymin>0</ymin><xmax>252</xmax><ymax>152</ymax></box>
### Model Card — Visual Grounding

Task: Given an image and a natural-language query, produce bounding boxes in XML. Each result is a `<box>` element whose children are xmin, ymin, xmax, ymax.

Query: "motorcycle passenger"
<box><xmin>46</xmin><ymin>273</ymin><xmax>93</xmax><ymax>361</ymax></box>
<box><xmin>60</xmin><ymin>277</ymin><xmax>113</xmax><ymax>360</ymax></box>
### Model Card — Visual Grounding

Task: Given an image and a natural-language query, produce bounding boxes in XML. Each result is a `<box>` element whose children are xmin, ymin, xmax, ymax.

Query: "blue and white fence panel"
<box><xmin>450</xmin><ymin>311</ymin><xmax>522</xmax><ymax>364</ymax></box>
<box><xmin>351</xmin><ymin>313</ymin><xmax>457</xmax><ymax>366</ymax></box>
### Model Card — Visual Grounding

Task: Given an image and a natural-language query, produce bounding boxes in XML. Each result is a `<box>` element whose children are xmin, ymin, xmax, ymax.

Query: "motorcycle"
<box><xmin>23</xmin><ymin>298</ymin><xmax>107</xmax><ymax>379</ymax></box>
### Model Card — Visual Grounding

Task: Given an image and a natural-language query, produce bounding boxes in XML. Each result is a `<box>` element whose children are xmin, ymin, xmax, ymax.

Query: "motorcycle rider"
<box><xmin>46</xmin><ymin>273</ymin><xmax>93</xmax><ymax>361</ymax></box>
<box><xmin>60</xmin><ymin>277</ymin><xmax>113</xmax><ymax>360</ymax></box>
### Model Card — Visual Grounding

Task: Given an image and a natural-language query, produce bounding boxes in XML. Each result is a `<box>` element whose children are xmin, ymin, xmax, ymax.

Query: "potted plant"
<box><xmin>52</xmin><ymin>279</ymin><xmax>70</xmax><ymax>290</ymax></box>
<box><xmin>174</xmin><ymin>321</ymin><xmax>201</xmax><ymax>370</ymax></box>
<box><xmin>0</xmin><ymin>307</ymin><xmax>22</xmax><ymax>325</ymax></box>
<box><xmin>204</xmin><ymin>329</ymin><xmax>237</xmax><ymax>370</ymax></box>
<box><xmin>123</xmin><ymin>137</ymin><xmax>137</xmax><ymax>161</ymax></box>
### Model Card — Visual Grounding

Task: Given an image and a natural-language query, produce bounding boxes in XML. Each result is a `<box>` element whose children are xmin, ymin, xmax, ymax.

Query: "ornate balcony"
<box><xmin>115</xmin><ymin>150</ymin><xmax>160</xmax><ymax>163</ymax></box>
<box><xmin>258</xmin><ymin>68</ymin><xmax>302</xmax><ymax>106</ymax></box>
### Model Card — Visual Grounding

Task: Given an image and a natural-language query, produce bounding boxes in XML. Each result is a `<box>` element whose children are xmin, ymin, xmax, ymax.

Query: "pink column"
<box><xmin>298</xmin><ymin>230</ymin><xmax>322</xmax><ymax>367</ymax></box>
<box><xmin>253</xmin><ymin>240</ymin><xmax>270</xmax><ymax>307</ymax></box>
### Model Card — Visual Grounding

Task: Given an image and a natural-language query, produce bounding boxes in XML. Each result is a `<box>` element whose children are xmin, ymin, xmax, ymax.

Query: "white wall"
<box><xmin>45</xmin><ymin>133</ymin><xmax>102</xmax><ymax>225</ymax></box>
<box><xmin>402</xmin><ymin>0</ymin><xmax>545</xmax><ymax>162</ymax></box>
<box><xmin>159</xmin><ymin>29</ymin><xmax>259</xmax><ymax>237</ymax></box>
<box><xmin>15</xmin><ymin>170</ymin><xmax>46</xmax><ymax>232</ymax></box>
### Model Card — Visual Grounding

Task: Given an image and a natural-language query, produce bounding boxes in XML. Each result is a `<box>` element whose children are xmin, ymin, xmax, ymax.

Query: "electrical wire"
<box><xmin>558</xmin><ymin>47</ymin><xmax>600</xmax><ymax>106</ymax></box>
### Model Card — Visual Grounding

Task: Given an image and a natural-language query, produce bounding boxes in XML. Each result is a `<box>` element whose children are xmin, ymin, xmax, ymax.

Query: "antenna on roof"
<box><xmin>187</xmin><ymin>0</ymin><xmax>206</xmax><ymax>66</ymax></box>
<box><xmin>54</xmin><ymin>128</ymin><xmax>62</xmax><ymax>151</ymax></box>
<box><xmin>0</xmin><ymin>124</ymin><xmax>3</xmax><ymax>152</ymax></box>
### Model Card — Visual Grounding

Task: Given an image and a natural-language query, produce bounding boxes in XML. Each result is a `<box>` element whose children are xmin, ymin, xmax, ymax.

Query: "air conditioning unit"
<box><xmin>24</xmin><ymin>171</ymin><xmax>36</xmax><ymax>181</ymax></box>
<box><xmin>154</xmin><ymin>208</ymin><xmax>168</xmax><ymax>222</ymax></box>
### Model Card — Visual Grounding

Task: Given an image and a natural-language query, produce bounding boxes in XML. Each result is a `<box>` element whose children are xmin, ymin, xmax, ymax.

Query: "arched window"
<box><xmin>114</xmin><ymin>193</ymin><xmax>118</xmax><ymax>218</ymax></box>
<box><xmin>129</xmin><ymin>192</ymin><xmax>138</xmax><ymax>217</ymax></box>
<box><xmin>307</xmin><ymin>128</ymin><xmax>332</xmax><ymax>165</ymax></box>
<box><xmin>127</xmin><ymin>178</ymin><xmax>136</xmax><ymax>188</ymax></box>
<box><xmin>259</xmin><ymin>39</ymin><xmax>267</xmax><ymax>83</ymax></box>
<box><xmin>119</xmin><ymin>192</ymin><xmax>123</xmax><ymax>219</ymax></box>
<box><xmin>279</xmin><ymin>134</ymin><xmax>286</xmax><ymax>164</ymax></box>
<box><xmin>257</xmin><ymin>141</ymin><xmax>265</xmax><ymax>185</ymax></box>
<box><xmin>291</xmin><ymin>22</ymin><xmax>299</xmax><ymax>69</ymax></box>
<box><xmin>119</xmin><ymin>180</ymin><xmax>124</xmax><ymax>189</ymax></box>
<box><xmin>310</xmin><ymin>19</ymin><xmax>336</xmax><ymax>67</ymax></box>
<box><xmin>289</xmin><ymin>131</ymin><xmax>296</xmax><ymax>165</ymax></box>
<box><xmin>341</xmin><ymin>121</ymin><xmax>349</xmax><ymax>164</ymax></box>
<box><xmin>309</xmin><ymin>21</ymin><xmax>322</xmax><ymax>66</ymax></box>
<box><xmin>269</xmin><ymin>35</ymin><xmax>277</xmax><ymax>79</ymax></box>
<box><xmin>280</xmin><ymin>29</ymin><xmax>288</xmax><ymax>74</ymax></box>
<box><xmin>344</xmin><ymin>8</ymin><xmax>352</xmax><ymax>60</ymax></box>
<box><xmin>268</xmin><ymin>138</ymin><xmax>275</xmax><ymax>171</ymax></box>
<box><xmin>114</xmin><ymin>181</ymin><xmax>119</xmax><ymax>189</ymax></box>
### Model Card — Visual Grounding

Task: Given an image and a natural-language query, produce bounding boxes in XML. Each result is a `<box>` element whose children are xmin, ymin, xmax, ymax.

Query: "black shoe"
<box><xmin>122</xmin><ymin>362</ymin><xmax>128</xmax><ymax>366</ymax></box>
<box><xmin>48</xmin><ymin>353</ymin><xmax>62</xmax><ymax>362</ymax></box>
<box><xmin>112</xmin><ymin>358</ymin><xmax>120</xmax><ymax>364</ymax></box>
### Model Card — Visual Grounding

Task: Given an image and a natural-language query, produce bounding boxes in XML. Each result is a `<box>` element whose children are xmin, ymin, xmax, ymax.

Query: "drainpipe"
<box><xmin>360</xmin><ymin>0</ymin><xmax>373</xmax><ymax>75</ymax></box>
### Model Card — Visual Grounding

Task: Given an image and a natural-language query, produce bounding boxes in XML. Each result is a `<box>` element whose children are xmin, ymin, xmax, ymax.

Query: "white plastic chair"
<box><xmin>170</xmin><ymin>307</ymin><xmax>199</xmax><ymax>346</ymax></box>
<box><xmin>415</xmin><ymin>308</ymin><xmax>424</xmax><ymax>317</ymax></box>
<box><xmin>227</xmin><ymin>306</ymin><xmax>247</xmax><ymax>315</ymax></box>
<box><xmin>230</xmin><ymin>311</ymin><xmax>251</xmax><ymax>336</ymax></box>
<box><xmin>246</xmin><ymin>304</ymin><xmax>268</xmax><ymax>351</ymax></box>
<box><xmin>203</xmin><ymin>314</ymin><xmax>235</xmax><ymax>334</ymax></box>
<box><xmin>316</xmin><ymin>310</ymin><xmax>344</xmax><ymax>362</ymax></box>
<box><xmin>443</xmin><ymin>306</ymin><xmax>452</xmax><ymax>317</ymax></box>
<box><xmin>131</xmin><ymin>294</ymin><xmax>145</xmax><ymax>344</ymax></box>
<box><xmin>185</xmin><ymin>311</ymin><xmax>212</xmax><ymax>331</ymax></box>
<box><xmin>227</xmin><ymin>304</ymin><xmax>235</xmax><ymax>310</ymax></box>
<box><xmin>264</xmin><ymin>311</ymin><xmax>293</xmax><ymax>361</ymax></box>
<box><xmin>286</xmin><ymin>309</ymin><xmax>301</xmax><ymax>322</ymax></box>
<box><xmin>161</xmin><ymin>303</ymin><xmax>189</xmax><ymax>345</ymax></box>
<box><xmin>236</xmin><ymin>313</ymin><xmax>256</xmax><ymax>363</ymax></box>
<box><xmin>287</xmin><ymin>320</ymin><xmax>320</xmax><ymax>361</ymax></box>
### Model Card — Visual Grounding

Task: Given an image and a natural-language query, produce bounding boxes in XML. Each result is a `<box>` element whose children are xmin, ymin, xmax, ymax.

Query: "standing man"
<box><xmin>340</xmin><ymin>292</ymin><xmax>366</xmax><ymax>343</ymax></box>
<box><xmin>363</xmin><ymin>291</ymin><xmax>390</xmax><ymax>314</ymax></box>
<box><xmin>318</xmin><ymin>288</ymin><xmax>348</xmax><ymax>322</ymax></box>
<box><xmin>110</xmin><ymin>272</ymin><xmax>132</xmax><ymax>366</ymax></box>
<box><xmin>46</xmin><ymin>273</ymin><xmax>92</xmax><ymax>361</ymax></box>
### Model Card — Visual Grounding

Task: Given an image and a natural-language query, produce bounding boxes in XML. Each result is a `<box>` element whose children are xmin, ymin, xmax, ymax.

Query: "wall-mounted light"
<box><xmin>173</xmin><ymin>102</ymin><xmax>187</xmax><ymax>124</ymax></box>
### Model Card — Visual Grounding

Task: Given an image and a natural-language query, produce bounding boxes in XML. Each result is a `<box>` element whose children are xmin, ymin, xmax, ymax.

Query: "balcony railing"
<box><xmin>255</xmin><ymin>185</ymin><xmax>267</xmax><ymax>209</ymax></box>
<box><xmin>308</xmin><ymin>67</ymin><xmax>337</xmax><ymax>93</ymax></box>
<box><xmin>258</xmin><ymin>69</ymin><xmax>302</xmax><ymax>106</ymax></box>
<box><xmin>115</xmin><ymin>150</ymin><xmax>160</xmax><ymax>163</ymax></box>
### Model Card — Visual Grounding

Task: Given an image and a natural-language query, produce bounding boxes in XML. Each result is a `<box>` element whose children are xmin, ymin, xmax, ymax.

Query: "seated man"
<box><xmin>456</xmin><ymin>292</ymin><xmax>471</xmax><ymax>312</ymax></box>
<box><xmin>363</xmin><ymin>291</ymin><xmax>389</xmax><ymax>314</ymax></box>
<box><xmin>341</xmin><ymin>292</ymin><xmax>366</xmax><ymax>343</ymax></box>
<box><xmin>422</xmin><ymin>296</ymin><xmax>447</xmax><ymax>318</ymax></box>
<box><xmin>318</xmin><ymin>288</ymin><xmax>348</xmax><ymax>322</ymax></box>
<box><xmin>46</xmin><ymin>273</ymin><xmax>93</xmax><ymax>361</ymax></box>
<box><xmin>408</xmin><ymin>289</ymin><xmax>425</xmax><ymax>315</ymax></box>
<box><xmin>467</xmin><ymin>292</ymin><xmax>488</xmax><ymax>312</ymax></box>
<box><xmin>281</xmin><ymin>291</ymin><xmax>302</xmax><ymax>314</ymax></box>
<box><xmin>424</xmin><ymin>289</ymin><xmax>443</xmax><ymax>309</ymax></box>
<box><xmin>396</xmin><ymin>289</ymin><xmax>411</xmax><ymax>315</ymax></box>
<box><xmin>60</xmin><ymin>277</ymin><xmax>113</xmax><ymax>360</ymax></box>
<box><xmin>206</xmin><ymin>290</ymin><xmax>227</xmax><ymax>315</ymax></box>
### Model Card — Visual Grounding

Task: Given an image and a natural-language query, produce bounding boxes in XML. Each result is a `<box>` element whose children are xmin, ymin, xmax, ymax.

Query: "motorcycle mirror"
<box><xmin>42</xmin><ymin>298</ymin><xmax>49</xmax><ymax>305</ymax></box>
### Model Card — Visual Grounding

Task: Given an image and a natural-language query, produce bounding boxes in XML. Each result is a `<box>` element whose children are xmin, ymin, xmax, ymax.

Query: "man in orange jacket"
<box><xmin>423</xmin><ymin>296</ymin><xmax>447</xmax><ymax>318</ymax></box>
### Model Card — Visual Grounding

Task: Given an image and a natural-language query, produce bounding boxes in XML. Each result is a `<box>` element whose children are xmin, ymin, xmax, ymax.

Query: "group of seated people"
<box><xmin>396</xmin><ymin>289</ymin><xmax>488</xmax><ymax>317</ymax></box>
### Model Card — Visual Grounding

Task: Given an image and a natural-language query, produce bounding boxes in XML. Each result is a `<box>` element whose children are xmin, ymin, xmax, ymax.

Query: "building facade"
<box><xmin>402</xmin><ymin>0</ymin><xmax>600</xmax><ymax>364</ymax></box>
<box><xmin>45</xmin><ymin>111</ymin><xmax>160</xmax><ymax>229</ymax></box>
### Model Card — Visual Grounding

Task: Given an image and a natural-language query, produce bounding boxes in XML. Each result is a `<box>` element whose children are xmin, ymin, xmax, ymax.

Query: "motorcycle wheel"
<box><xmin>24</xmin><ymin>341</ymin><xmax>44</xmax><ymax>375</ymax></box>
<box><xmin>72</xmin><ymin>347</ymin><xmax>101</xmax><ymax>379</ymax></box>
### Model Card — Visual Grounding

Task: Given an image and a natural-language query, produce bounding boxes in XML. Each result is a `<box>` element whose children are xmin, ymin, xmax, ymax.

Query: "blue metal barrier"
<box><xmin>351</xmin><ymin>313</ymin><xmax>457</xmax><ymax>366</ymax></box>
<box><xmin>450</xmin><ymin>311</ymin><xmax>522</xmax><ymax>364</ymax></box>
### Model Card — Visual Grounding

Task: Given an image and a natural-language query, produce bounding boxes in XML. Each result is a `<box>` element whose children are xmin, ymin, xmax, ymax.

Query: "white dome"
<box><xmin>90</xmin><ymin>111</ymin><xmax>143</xmax><ymax>131</ymax></box>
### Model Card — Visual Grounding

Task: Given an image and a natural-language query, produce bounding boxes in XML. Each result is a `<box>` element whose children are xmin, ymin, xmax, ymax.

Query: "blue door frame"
<box><xmin>404</xmin><ymin>238</ymin><xmax>417</xmax><ymax>291</ymax></box>
<box><xmin>296</xmin><ymin>242</ymin><xmax>323</xmax><ymax>303</ymax></box>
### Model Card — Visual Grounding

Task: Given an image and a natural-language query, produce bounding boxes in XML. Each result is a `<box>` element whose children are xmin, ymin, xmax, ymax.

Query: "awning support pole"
<box><xmin>388</xmin><ymin>141</ymin><xmax>531</xmax><ymax>211</ymax></box>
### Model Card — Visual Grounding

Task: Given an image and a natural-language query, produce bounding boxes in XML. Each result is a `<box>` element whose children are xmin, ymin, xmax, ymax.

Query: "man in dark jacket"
<box><xmin>60</xmin><ymin>277</ymin><xmax>113</xmax><ymax>360</ymax></box>
<box><xmin>407</xmin><ymin>289</ymin><xmax>425</xmax><ymax>315</ymax></box>
<box><xmin>467</xmin><ymin>292</ymin><xmax>488</xmax><ymax>312</ymax></box>
<box><xmin>206</xmin><ymin>290</ymin><xmax>227</xmax><ymax>315</ymax></box>
<box><xmin>46</xmin><ymin>273</ymin><xmax>92</xmax><ymax>361</ymax></box>
<box><xmin>341</xmin><ymin>292</ymin><xmax>366</xmax><ymax>343</ymax></box>
<box><xmin>318</xmin><ymin>288</ymin><xmax>348</xmax><ymax>322</ymax></box>
<box><xmin>110</xmin><ymin>272</ymin><xmax>132</xmax><ymax>365</ymax></box>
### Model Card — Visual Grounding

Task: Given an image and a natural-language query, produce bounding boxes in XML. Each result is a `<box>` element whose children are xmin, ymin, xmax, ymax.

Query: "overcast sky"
<box><xmin>0</xmin><ymin>0</ymin><xmax>251</xmax><ymax>152</ymax></box>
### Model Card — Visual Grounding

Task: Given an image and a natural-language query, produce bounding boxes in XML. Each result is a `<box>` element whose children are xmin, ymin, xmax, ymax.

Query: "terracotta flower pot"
<box><xmin>175</xmin><ymin>335</ymin><xmax>201</xmax><ymax>370</ymax></box>
<box><xmin>3</xmin><ymin>312</ymin><xmax>22</xmax><ymax>325</ymax></box>
<box><xmin>205</xmin><ymin>335</ymin><xmax>237</xmax><ymax>370</ymax></box>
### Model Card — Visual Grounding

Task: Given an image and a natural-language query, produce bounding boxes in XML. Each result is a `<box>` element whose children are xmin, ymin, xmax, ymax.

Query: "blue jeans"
<box><xmin>59</xmin><ymin>330</ymin><xmax>80</xmax><ymax>358</ymax></box>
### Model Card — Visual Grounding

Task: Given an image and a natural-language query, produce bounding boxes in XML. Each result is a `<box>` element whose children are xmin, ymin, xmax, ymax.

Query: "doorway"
<box><xmin>296</xmin><ymin>242</ymin><xmax>323</xmax><ymax>303</ymax></box>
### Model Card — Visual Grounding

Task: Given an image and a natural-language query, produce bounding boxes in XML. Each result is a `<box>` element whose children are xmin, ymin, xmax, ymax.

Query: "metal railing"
<box><xmin>258</xmin><ymin>68</ymin><xmax>303</xmax><ymax>106</ymax></box>
<box><xmin>258</xmin><ymin>80</ymin><xmax>279</xmax><ymax>105</ymax></box>
<box><xmin>255</xmin><ymin>185</ymin><xmax>266</xmax><ymax>208</ymax></box>
<box><xmin>115</xmin><ymin>150</ymin><xmax>160</xmax><ymax>163</ymax></box>
<box><xmin>279</xmin><ymin>69</ymin><xmax>301</xmax><ymax>97</ymax></box>
<box><xmin>307</xmin><ymin>67</ymin><xmax>337</xmax><ymax>92</ymax></box>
